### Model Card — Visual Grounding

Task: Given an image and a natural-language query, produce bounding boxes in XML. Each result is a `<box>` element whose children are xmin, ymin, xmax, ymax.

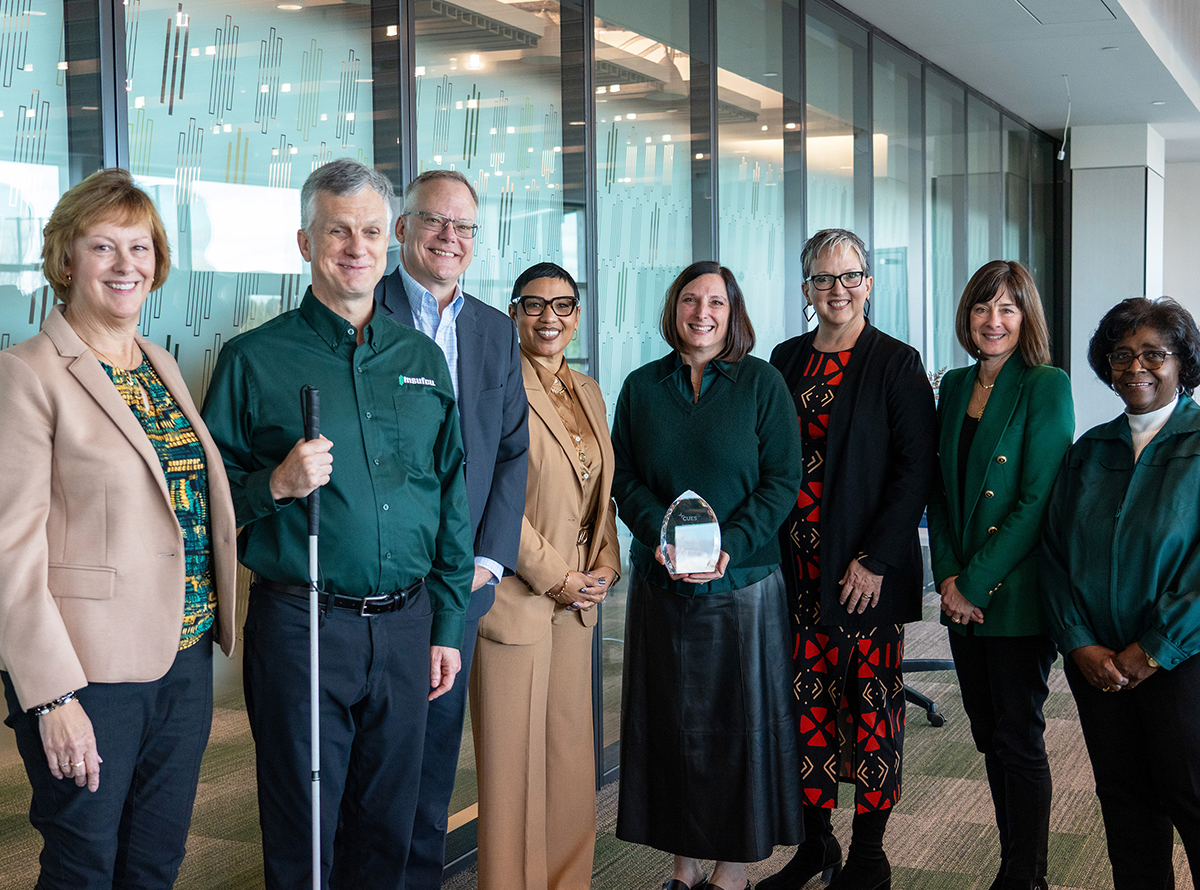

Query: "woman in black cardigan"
<box><xmin>761</xmin><ymin>229</ymin><xmax>936</xmax><ymax>890</ymax></box>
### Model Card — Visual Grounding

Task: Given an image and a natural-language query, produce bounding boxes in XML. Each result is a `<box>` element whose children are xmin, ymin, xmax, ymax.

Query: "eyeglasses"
<box><xmin>806</xmin><ymin>271</ymin><xmax>865</xmax><ymax>291</ymax></box>
<box><xmin>1107</xmin><ymin>349</ymin><xmax>1176</xmax><ymax>371</ymax></box>
<box><xmin>404</xmin><ymin>210</ymin><xmax>479</xmax><ymax>240</ymax></box>
<box><xmin>515</xmin><ymin>296</ymin><xmax>578</xmax><ymax>317</ymax></box>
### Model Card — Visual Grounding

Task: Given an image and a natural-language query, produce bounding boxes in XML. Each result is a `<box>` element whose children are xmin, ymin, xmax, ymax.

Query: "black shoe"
<box><xmin>758</xmin><ymin>839</ymin><xmax>843</xmax><ymax>890</ymax></box>
<box><xmin>826</xmin><ymin>855</ymin><xmax>889</xmax><ymax>890</ymax></box>
<box><xmin>664</xmin><ymin>875</ymin><xmax>707</xmax><ymax>890</ymax></box>
<box><xmin>997</xmin><ymin>878</ymin><xmax>1048</xmax><ymax>890</ymax></box>
<box><xmin>701</xmin><ymin>881</ymin><xmax>752</xmax><ymax>890</ymax></box>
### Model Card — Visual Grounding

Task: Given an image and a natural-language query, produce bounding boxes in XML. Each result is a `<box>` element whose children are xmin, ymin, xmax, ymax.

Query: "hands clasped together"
<box><xmin>1071</xmin><ymin>643</ymin><xmax>1159</xmax><ymax>692</ymax></box>
<box><xmin>548</xmin><ymin>568</ymin><xmax>617</xmax><ymax>611</ymax></box>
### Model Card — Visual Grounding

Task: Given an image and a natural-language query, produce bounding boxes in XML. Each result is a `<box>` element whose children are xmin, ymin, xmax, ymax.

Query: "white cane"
<box><xmin>302</xmin><ymin>385</ymin><xmax>322</xmax><ymax>890</ymax></box>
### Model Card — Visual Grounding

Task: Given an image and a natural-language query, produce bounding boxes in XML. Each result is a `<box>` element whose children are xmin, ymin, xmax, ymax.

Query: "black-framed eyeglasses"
<box><xmin>1107</xmin><ymin>349</ymin><xmax>1176</xmax><ymax>371</ymax></box>
<box><xmin>515</xmin><ymin>296</ymin><xmax>578</xmax><ymax>317</ymax></box>
<box><xmin>806</xmin><ymin>270</ymin><xmax>865</xmax><ymax>291</ymax></box>
<box><xmin>404</xmin><ymin>210</ymin><xmax>479</xmax><ymax>240</ymax></box>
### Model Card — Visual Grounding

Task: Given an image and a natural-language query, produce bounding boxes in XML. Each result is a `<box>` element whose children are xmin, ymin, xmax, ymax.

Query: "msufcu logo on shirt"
<box><xmin>399</xmin><ymin>375</ymin><xmax>437</xmax><ymax>387</ymax></box>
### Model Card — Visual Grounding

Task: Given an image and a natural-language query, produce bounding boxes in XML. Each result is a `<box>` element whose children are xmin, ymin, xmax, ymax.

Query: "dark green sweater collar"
<box><xmin>656</xmin><ymin>350</ymin><xmax>738</xmax><ymax>382</ymax></box>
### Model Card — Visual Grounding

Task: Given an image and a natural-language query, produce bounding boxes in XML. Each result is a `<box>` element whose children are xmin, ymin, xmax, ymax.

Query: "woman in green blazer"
<box><xmin>926</xmin><ymin>261</ymin><xmax>1074</xmax><ymax>890</ymax></box>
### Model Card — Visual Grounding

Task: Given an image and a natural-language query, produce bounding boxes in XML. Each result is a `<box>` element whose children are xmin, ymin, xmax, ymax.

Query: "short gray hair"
<box><xmin>300</xmin><ymin>158</ymin><xmax>396</xmax><ymax>234</ymax></box>
<box><xmin>402</xmin><ymin>169</ymin><xmax>479</xmax><ymax>213</ymax></box>
<box><xmin>801</xmin><ymin>228</ymin><xmax>871</xmax><ymax>279</ymax></box>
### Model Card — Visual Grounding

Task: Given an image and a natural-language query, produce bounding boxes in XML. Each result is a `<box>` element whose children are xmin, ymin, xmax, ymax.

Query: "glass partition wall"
<box><xmin>121</xmin><ymin>0</ymin><xmax>389</xmax><ymax>395</ymax></box>
<box><xmin>4</xmin><ymin>0</ymin><xmax>1065</xmax><ymax>871</ymax></box>
<box><xmin>0</xmin><ymin>1</ymin><xmax>74</xmax><ymax>351</ymax></box>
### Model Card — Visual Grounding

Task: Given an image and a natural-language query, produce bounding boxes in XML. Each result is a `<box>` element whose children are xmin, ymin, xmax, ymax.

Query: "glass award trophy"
<box><xmin>660</xmin><ymin>489</ymin><xmax>721</xmax><ymax>575</ymax></box>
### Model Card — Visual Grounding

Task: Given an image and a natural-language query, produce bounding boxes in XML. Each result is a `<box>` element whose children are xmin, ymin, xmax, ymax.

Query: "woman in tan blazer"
<box><xmin>470</xmin><ymin>262</ymin><xmax>621</xmax><ymax>890</ymax></box>
<box><xmin>0</xmin><ymin>169</ymin><xmax>237</xmax><ymax>889</ymax></box>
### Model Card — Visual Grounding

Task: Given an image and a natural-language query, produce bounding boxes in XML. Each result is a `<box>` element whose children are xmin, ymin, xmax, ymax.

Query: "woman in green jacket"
<box><xmin>1042</xmin><ymin>297</ymin><xmax>1200</xmax><ymax>890</ymax></box>
<box><xmin>612</xmin><ymin>261</ymin><xmax>803</xmax><ymax>890</ymax></box>
<box><xmin>927</xmin><ymin>261</ymin><xmax>1074</xmax><ymax>890</ymax></box>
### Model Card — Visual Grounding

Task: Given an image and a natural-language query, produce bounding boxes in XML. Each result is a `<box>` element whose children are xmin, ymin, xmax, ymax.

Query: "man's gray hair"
<box><xmin>300</xmin><ymin>158</ymin><xmax>396</xmax><ymax>234</ymax></box>
<box><xmin>402</xmin><ymin>169</ymin><xmax>479</xmax><ymax>213</ymax></box>
<box><xmin>800</xmin><ymin>228</ymin><xmax>871</xmax><ymax>279</ymax></box>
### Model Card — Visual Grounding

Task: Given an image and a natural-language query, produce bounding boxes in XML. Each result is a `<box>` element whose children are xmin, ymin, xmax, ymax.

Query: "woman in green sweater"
<box><xmin>1042</xmin><ymin>297</ymin><xmax>1200</xmax><ymax>890</ymax></box>
<box><xmin>612</xmin><ymin>261</ymin><xmax>803</xmax><ymax>890</ymax></box>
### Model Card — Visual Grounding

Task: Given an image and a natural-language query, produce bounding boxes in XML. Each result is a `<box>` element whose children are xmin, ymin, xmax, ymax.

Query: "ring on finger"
<box><xmin>72</xmin><ymin>761</ymin><xmax>84</xmax><ymax>768</ymax></box>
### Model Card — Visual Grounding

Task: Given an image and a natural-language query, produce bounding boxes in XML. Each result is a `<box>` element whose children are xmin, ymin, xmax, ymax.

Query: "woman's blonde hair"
<box><xmin>42</xmin><ymin>168</ymin><xmax>171</xmax><ymax>302</ymax></box>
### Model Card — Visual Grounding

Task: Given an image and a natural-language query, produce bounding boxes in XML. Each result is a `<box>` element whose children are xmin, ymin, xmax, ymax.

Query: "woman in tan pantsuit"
<box><xmin>470</xmin><ymin>262</ymin><xmax>621</xmax><ymax>890</ymax></box>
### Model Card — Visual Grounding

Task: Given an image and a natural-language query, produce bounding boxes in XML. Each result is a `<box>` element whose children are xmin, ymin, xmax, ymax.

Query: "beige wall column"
<box><xmin>1069</xmin><ymin>123</ymin><xmax>1166</xmax><ymax>435</ymax></box>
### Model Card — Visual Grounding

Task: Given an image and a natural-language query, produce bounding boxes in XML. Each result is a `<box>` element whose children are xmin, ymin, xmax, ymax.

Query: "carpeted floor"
<box><xmin>1</xmin><ymin>591</ymin><xmax>1193</xmax><ymax>890</ymax></box>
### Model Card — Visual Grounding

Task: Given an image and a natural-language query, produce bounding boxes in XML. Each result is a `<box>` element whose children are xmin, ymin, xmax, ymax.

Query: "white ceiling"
<box><xmin>833</xmin><ymin>0</ymin><xmax>1200</xmax><ymax>162</ymax></box>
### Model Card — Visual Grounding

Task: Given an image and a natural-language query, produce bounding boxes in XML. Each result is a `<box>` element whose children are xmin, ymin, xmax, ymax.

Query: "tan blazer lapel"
<box><xmin>43</xmin><ymin>309</ymin><xmax>171</xmax><ymax>506</ymax></box>
<box><xmin>576</xmin><ymin>375</ymin><xmax>614</xmax><ymax>572</ymax></box>
<box><xmin>522</xmin><ymin>356</ymin><xmax>583</xmax><ymax>484</ymax></box>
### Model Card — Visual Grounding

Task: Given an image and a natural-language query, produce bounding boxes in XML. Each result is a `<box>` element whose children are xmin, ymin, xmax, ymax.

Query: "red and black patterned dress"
<box><xmin>785</xmin><ymin>347</ymin><xmax>905</xmax><ymax>814</ymax></box>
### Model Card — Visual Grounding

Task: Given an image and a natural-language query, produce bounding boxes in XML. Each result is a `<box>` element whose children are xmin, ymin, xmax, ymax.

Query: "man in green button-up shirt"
<box><xmin>201</xmin><ymin>159</ymin><xmax>474</xmax><ymax>890</ymax></box>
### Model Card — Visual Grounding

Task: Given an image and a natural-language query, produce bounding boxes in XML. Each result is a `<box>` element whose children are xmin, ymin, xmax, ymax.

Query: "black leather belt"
<box><xmin>253</xmin><ymin>577</ymin><xmax>423</xmax><ymax>616</ymax></box>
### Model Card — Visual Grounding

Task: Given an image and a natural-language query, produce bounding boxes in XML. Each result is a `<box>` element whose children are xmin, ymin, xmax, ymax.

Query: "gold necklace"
<box><xmin>976</xmin><ymin>378</ymin><xmax>996</xmax><ymax>390</ymax></box>
<box><xmin>75</xmin><ymin>332</ymin><xmax>138</xmax><ymax>371</ymax></box>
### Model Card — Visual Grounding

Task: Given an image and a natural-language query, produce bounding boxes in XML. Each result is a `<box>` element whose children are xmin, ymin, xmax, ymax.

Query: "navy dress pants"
<box><xmin>244</xmin><ymin>585</ymin><xmax>433</xmax><ymax>890</ymax></box>
<box><xmin>1065</xmin><ymin>652</ymin><xmax>1200</xmax><ymax>890</ymax></box>
<box><xmin>3</xmin><ymin>632</ymin><xmax>213</xmax><ymax>890</ymax></box>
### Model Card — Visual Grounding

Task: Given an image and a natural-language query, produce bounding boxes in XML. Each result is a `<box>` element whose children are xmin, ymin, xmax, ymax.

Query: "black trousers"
<box><xmin>402</xmin><ymin>614</ymin><xmax>480</xmax><ymax>890</ymax></box>
<box><xmin>244</xmin><ymin>585</ymin><xmax>433</xmax><ymax>890</ymax></box>
<box><xmin>1065</xmin><ymin>652</ymin><xmax>1200</xmax><ymax>890</ymax></box>
<box><xmin>3</xmin><ymin>632</ymin><xmax>213</xmax><ymax>890</ymax></box>
<box><xmin>949</xmin><ymin>631</ymin><xmax>1055</xmax><ymax>881</ymax></box>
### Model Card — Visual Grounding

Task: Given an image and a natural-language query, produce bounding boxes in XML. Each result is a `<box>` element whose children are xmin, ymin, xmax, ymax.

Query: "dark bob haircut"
<box><xmin>1086</xmin><ymin>297</ymin><xmax>1200</xmax><ymax>396</ymax></box>
<box><xmin>954</xmin><ymin>260</ymin><xmax>1051</xmax><ymax>367</ymax></box>
<box><xmin>510</xmin><ymin>261</ymin><xmax>579</xmax><ymax>304</ymax></box>
<box><xmin>659</xmin><ymin>261</ymin><xmax>755</xmax><ymax>363</ymax></box>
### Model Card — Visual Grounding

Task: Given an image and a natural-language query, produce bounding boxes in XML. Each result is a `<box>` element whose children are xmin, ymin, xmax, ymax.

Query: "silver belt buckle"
<box><xmin>359</xmin><ymin>594</ymin><xmax>391</xmax><ymax>616</ymax></box>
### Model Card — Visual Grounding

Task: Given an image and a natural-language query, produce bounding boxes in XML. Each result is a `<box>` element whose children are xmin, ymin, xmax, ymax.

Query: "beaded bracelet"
<box><xmin>547</xmin><ymin>574</ymin><xmax>570</xmax><ymax>602</ymax></box>
<box><xmin>28</xmin><ymin>691</ymin><xmax>78</xmax><ymax>717</ymax></box>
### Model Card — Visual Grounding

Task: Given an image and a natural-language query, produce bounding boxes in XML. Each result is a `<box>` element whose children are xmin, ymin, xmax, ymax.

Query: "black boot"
<box><xmin>997</xmin><ymin>877</ymin><xmax>1048</xmax><ymax>890</ymax></box>
<box><xmin>826</xmin><ymin>810</ymin><xmax>890</xmax><ymax>890</ymax></box>
<box><xmin>758</xmin><ymin>806</ymin><xmax>843</xmax><ymax>890</ymax></box>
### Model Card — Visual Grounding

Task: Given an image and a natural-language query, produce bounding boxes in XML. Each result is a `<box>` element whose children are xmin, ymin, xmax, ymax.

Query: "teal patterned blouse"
<box><xmin>102</xmin><ymin>354</ymin><xmax>216</xmax><ymax>649</ymax></box>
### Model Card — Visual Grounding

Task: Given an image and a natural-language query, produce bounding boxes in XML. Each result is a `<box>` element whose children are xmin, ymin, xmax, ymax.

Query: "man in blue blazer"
<box><xmin>373</xmin><ymin>169</ymin><xmax>530</xmax><ymax>890</ymax></box>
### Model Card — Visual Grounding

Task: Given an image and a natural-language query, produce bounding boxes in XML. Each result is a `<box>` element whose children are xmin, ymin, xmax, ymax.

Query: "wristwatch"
<box><xmin>1142</xmin><ymin>646</ymin><xmax>1161</xmax><ymax>669</ymax></box>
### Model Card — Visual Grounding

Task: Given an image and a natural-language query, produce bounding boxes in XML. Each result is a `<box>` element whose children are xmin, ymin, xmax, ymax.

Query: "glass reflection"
<box><xmin>805</xmin><ymin>4</ymin><xmax>868</xmax><ymax>239</ymax></box>
<box><xmin>967</xmin><ymin>95</ymin><xmax>1001</xmax><ymax>275</ymax></box>
<box><xmin>1004</xmin><ymin>115</ymin><xmax>1031</xmax><ymax>265</ymax></box>
<box><xmin>716</xmin><ymin>0</ymin><xmax>793</xmax><ymax>352</ymax></box>
<box><xmin>926</xmin><ymin>70</ymin><xmax>968</xmax><ymax>373</ymax></box>
<box><xmin>412</xmin><ymin>0</ymin><xmax>568</xmax><ymax>313</ymax></box>
<box><xmin>0</xmin><ymin>3</ymin><xmax>69</xmax><ymax>351</ymax></box>
<box><xmin>871</xmin><ymin>41</ymin><xmax>922</xmax><ymax>347</ymax></box>
<box><xmin>124</xmin><ymin>0</ymin><xmax>377</xmax><ymax>395</ymax></box>
<box><xmin>594</xmin><ymin>0</ymin><xmax>695</xmax><ymax>775</ymax></box>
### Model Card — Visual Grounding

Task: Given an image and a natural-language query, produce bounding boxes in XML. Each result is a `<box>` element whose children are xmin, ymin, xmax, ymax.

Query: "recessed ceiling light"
<box><xmin>1101</xmin><ymin>45</ymin><xmax>1119</xmax><ymax>51</ymax></box>
<box><xmin>764</xmin><ymin>72</ymin><xmax>778</xmax><ymax>77</ymax></box>
<box><xmin>1151</xmin><ymin>100</ymin><xmax>1166</xmax><ymax>106</ymax></box>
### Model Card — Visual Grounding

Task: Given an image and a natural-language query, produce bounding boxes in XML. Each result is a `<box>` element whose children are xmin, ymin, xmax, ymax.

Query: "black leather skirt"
<box><xmin>615</xmin><ymin>564</ymin><xmax>801</xmax><ymax>862</ymax></box>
